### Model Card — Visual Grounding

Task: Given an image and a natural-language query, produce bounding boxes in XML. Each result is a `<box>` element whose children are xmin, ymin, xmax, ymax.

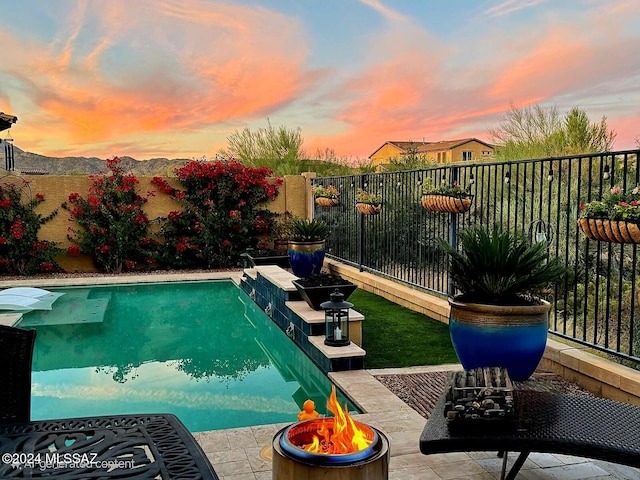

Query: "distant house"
<box><xmin>369</xmin><ymin>138</ymin><xmax>494</xmax><ymax>166</ymax></box>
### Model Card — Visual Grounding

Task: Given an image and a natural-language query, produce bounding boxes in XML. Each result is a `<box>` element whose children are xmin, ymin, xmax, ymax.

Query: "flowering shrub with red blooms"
<box><xmin>0</xmin><ymin>180</ymin><xmax>63</xmax><ymax>275</ymax></box>
<box><xmin>151</xmin><ymin>159</ymin><xmax>282</xmax><ymax>268</ymax></box>
<box><xmin>63</xmin><ymin>156</ymin><xmax>159</xmax><ymax>273</ymax></box>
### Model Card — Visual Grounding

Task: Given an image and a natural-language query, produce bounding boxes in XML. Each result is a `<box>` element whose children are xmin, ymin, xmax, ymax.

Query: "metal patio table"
<box><xmin>420</xmin><ymin>390</ymin><xmax>640</xmax><ymax>480</ymax></box>
<box><xmin>0</xmin><ymin>413</ymin><xmax>218</xmax><ymax>479</ymax></box>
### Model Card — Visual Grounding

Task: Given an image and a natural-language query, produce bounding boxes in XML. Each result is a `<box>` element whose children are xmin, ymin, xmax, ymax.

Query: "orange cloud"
<box><xmin>313</xmin><ymin>0</ymin><xmax>640</xmax><ymax>158</ymax></box>
<box><xmin>6</xmin><ymin>0</ymin><xmax>313</xmax><ymax>157</ymax></box>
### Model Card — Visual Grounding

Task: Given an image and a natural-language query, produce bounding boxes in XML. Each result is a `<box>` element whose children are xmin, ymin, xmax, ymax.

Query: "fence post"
<box><xmin>447</xmin><ymin>166</ymin><xmax>461</xmax><ymax>296</ymax></box>
<box><xmin>358</xmin><ymin>174</ymin><xmax>366</xmax><ymax>271</ymax></box>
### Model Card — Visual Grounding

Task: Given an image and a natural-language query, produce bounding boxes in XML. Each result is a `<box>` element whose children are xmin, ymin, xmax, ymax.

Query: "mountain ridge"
<box><xmin>7</xmin><ymin>145</ymin><xmax>193</xmax><ymax>176</ymax></box>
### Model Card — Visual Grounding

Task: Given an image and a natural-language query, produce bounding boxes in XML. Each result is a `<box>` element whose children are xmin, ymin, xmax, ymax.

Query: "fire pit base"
<box><xmin>272</xmin><ymin>425</ymin><xmax>389</xmax><ymax>480</ymax></box>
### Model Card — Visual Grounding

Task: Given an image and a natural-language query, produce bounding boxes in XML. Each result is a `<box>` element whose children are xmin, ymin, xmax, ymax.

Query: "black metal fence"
<box><xmin>313</xmin><ymin>150</ymin><xmax>640</xmax><ymax>367</ymax></box>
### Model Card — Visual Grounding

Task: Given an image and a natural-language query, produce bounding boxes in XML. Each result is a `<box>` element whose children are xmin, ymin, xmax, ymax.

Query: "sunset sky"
<box><xmin>1</xmin><ymin>0</ymin><xmax>639</xmax><ymax>161</ymax></box>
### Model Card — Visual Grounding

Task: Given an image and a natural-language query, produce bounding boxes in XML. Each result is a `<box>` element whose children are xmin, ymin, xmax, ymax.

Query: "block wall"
<box><xmin>9</xmin><ymin>174</ymin><xmax>310</xmax><ymax>272</ymax></box>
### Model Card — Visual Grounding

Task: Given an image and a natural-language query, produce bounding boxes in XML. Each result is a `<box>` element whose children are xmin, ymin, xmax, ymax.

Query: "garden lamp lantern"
<box><xmin>321</xmin><ymin>289</ymin><xmax>352</xmax><ymax>347</ymax></box>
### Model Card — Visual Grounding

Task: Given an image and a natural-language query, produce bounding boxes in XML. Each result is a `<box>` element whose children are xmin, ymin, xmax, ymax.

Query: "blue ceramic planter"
<box><xmin>288</xmin><ymin>241</ymin><xmax>326</xmax><ymax>278</ymax></box>
<box><xmin>448</xmin><ymin>299</ymin><xmax>550</xmax><ymax>381</ymax></box>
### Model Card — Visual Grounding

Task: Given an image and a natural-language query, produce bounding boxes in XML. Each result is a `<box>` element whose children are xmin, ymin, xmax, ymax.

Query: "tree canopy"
<box><xmin>490</xmin><ymin>103</ymin><xmax>617</xmax><ymax>160</ymax></box>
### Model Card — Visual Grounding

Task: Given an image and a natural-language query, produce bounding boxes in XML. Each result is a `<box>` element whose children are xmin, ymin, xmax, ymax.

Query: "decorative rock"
<box><xmin>444</xmin><ymin>367</ymin><xmax>514</xmax><ymax>422</ymax></box>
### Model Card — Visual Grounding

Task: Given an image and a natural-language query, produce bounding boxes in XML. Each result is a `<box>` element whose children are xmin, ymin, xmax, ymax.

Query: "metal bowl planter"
<box><xmin>240</xmin><ymin>250</ymin><xmax>290</xmax><ymax>269</ymax></box>
<box><xmin>448</xmin><ymin>298</ymin><xmax>551</xmax><ymax>381</ymax></box>
<box><xmin>355</xmin><ymin>203</ymin><xmax>382</xmax><ymax>215</ymax></box>
<box><xmin>292</xmin><ymin>275</ymin><xmax>358</xmax><ymax>310</ymax></box>
<box><xmin>421</xmin><ymin>194</ymin><xmax>472</xmax><ymax>214</ymax></box>
<box><xmin>288</xmin><ymin>240</ymin><xmax>326</xmax><ymax>278</ymax></box>
<box><xmin>577</xmin><ymin>218</ymin><xmax>640</xmax><ymax>244</ymax></box>
<box><xmin>315</xmin><ymin>197</ymin><xmax>339</xmax><ymax>207</ymax></box>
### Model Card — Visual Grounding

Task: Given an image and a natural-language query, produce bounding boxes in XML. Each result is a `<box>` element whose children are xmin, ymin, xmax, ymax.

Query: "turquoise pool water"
<box><xmin>18</xmin><ymin>281</ymin><xmax>357</xmax><ymax>432</ymax></box>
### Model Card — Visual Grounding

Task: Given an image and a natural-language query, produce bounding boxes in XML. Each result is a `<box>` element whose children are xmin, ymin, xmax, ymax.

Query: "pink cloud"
<box><xmin>315</xmin><ymin>0</ymin><xmax>640</xmax><ymax>158</ymax></box>
<box><xmin>6</xmin><ymin>0</ymin><xmax>313</xmax><ymax>156</ymax></box>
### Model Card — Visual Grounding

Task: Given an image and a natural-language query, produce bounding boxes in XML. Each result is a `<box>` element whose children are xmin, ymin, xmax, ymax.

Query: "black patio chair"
<box><xmin>0</xmin><ymin>325</ymin><xmax>36</xmax><ymax>424</ymax></box>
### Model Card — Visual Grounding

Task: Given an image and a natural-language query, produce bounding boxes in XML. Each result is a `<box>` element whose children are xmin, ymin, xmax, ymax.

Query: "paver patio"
<box><xmin>197</xmin><ymin>365</ymin><xmax>640</xmax><ymax>480</ymax></box>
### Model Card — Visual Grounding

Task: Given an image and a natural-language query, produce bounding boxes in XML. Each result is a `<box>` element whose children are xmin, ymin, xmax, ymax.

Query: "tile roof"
<box><xmin>370</xmin><ymin>138</ymin><xmax>494</xmax><ymax>159</ymax></box>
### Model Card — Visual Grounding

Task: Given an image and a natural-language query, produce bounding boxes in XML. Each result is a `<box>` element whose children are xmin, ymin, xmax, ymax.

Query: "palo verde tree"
<box><xmin>490</xmin><ymin>103</ymin><xmax>617</xmax><ymax>160</ymax></box>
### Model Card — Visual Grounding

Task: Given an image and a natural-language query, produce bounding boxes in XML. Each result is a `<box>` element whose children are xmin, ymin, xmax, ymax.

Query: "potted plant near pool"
<box><xmin>288</xmin><ymin>218</ymin><xmax>329</xmax><ymax>278</ymax></box>
<box><xmin>440</xmin><ymin>224</ymin><xmax>566</xmax><ymax>381</ymax></box>
<box><xmin>271</xmin><ymin>211</ymin><xmax>296</xmax><ymax>252</ymax></box>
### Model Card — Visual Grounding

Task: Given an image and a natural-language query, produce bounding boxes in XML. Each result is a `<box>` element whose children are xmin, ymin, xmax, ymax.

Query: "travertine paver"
<box><xmin>199</xmin><ymin>365</ymin><xmax>640</xmax><ymax>480</ymax></box>
<box><xmin>3</xmin><ymin>272</ymin><xmax>636</xmax><ymax>479</ymax></box>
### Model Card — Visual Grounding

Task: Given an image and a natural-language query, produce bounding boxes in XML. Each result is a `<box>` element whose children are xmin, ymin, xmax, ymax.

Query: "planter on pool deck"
<box><xmin>448</xmin><ymin>298</ymin><xmax>551</xmax><ymax>381</ymax></box>
<box><xmin>292</xmin><ymin>274</ymin><xmax>358</xmax><ymax>310</ymax></box>
<box><xmin>241</xmin><ymin>249</ymin><xmax>290</xmax><ymax>269</ymax></box>
<box><xmin>288</xmin><ymin>241</ymin><xmax>326</xmax><ymax>278</ymax></box>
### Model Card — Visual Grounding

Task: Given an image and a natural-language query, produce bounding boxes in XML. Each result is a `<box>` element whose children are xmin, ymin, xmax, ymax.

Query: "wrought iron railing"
<box><xmin>313</xmin><ymin>150</ymin><xmax>640</xmax><ymax>367</ymax></box>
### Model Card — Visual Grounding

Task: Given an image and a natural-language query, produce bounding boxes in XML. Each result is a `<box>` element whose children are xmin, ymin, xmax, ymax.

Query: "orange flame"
<box><xmin>303</xmin><ymin>386</ymin><xmax>373</xmax><ymax>454</ymax></box>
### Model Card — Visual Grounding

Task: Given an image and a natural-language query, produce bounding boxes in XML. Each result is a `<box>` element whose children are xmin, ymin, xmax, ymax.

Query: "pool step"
<box><xmin>241</xmin><ymin>266</ymin><xmax>365</xmax><ymax>373</ymax></box>
<box><xmin>19</xmin><ymin>289</ymin><xmax>112</xmax><ymax>326</ymax></box>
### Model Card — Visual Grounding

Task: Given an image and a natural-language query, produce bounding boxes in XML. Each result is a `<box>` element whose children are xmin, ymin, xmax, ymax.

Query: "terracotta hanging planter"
<box><xmin>577</xmin><ymin>218</ymin><xmax>640</xmax><ymax>244</ymax></box>
<box><xmin>421</xmin><ymin>194</ymin><xmax>472</xmax><ymax>213</ymax></box>
<box><xmin>315</xmin><ymin>197</ymin><xmax>339</xmax><ymax>207</ymax></box>
<box><xmin>355</xmin><ymin>203</ymin><xmax>382</xmax><ymax>215</ymax></box>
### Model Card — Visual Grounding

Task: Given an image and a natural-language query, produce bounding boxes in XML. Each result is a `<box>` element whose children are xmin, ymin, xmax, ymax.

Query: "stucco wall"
<box><xmin>449</xmin><ymin>141</ymin><xmax>493</xmax><ymax>163</ymax></box>
<box><xmin>370</xmin><ymin>144</ymin><xmax>403</xmax><ymax>166</ymax></box>
<box><xmin>14</xmin><ymin>174</ymin><xmax>310</xmax><ymax>272</ymax></box>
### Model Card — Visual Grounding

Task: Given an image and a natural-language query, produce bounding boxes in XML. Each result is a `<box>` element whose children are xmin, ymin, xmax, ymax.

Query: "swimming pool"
<box><xmin>17</xmin><ymin>280</ymin><xmax>357</xmax><ymax>432</ymax></box>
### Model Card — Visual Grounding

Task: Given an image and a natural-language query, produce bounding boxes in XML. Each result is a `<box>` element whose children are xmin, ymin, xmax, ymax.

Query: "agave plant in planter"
<box><xmin>439</xmin><ymin>224</ymin><xmax>566</xmax><ymax>380</ymax></box>
<box><xmin>288</xmin><ymin>218</ymin><xmax>329</xmax><ymax>277</ymax></box>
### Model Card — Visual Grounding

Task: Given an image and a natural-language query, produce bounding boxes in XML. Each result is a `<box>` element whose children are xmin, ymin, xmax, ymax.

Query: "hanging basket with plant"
<box><xmin>312</xmin><ymin>184</ymin><xmax>340</xmax><ymax>207</ymax></box>
<box><xmin>421</xmin><ymin>178</ymin><xmax>472</xmax><ymax>213</ymax></box>
<box><xmin>355</xmin><ymin>188</ymin><xmax>382</xmax><ymax>215</ymax></box>
<box><xmin>578</xmin><ymin>185</ymin><xmax>640</xmax><ymax>243</ymax></box>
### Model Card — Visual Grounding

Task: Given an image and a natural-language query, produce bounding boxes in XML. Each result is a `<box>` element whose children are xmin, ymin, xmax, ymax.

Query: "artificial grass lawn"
<box><xmin>350</xmin><ymin>289</ymin><xmax>459</xmax><ymax>369</ymax></box>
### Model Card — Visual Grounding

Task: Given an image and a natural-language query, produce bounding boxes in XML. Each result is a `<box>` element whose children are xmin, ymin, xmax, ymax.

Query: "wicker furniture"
<box><xmin>0</xmin><ymin>413</ymin><xmax>219</xmax><ymax>479</ymax></box>
<box><xmin>420</xmin><ymin>390</ymin><xmax>640</xmax><ymax>480</ymax></box>
<box><xmin>0</xmin><ymin>325</ymin><xmax>36</xmax><ymax>424</ymax></box>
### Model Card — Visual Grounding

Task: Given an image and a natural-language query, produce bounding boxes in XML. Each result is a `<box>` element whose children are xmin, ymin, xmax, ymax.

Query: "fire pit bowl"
<box><xmin>272</xmin><ymin>418</ymin><xmax>389</xmax><ymax>479</ymax></box>
<box><xmin>279</xmin><ymin>418</ymin><xmax>379</xmax><ymax>465</ymax></box>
